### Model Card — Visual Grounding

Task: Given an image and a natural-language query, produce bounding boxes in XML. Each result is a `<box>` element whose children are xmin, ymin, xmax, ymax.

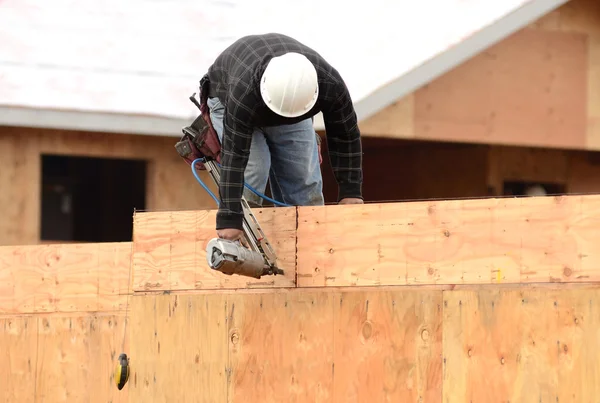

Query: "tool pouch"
<box><xmin>175</xmin><ymin>77</ymin><xmax>222</xmax><ymax>170</ymax></box>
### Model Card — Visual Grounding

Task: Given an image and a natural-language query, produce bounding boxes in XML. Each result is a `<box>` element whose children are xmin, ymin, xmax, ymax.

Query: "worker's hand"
<box><xmin>217</xmin><ymin>228</ymin><xmax>248</xmax><ymax>247</ymax></box>
<box><xmin>338</xmin><ymin>198</ymin><xmax>364</xmax><ymax>205</ymax></box>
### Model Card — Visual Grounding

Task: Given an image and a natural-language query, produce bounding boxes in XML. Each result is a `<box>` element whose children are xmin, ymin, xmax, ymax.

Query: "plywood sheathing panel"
<box><xmin>129</xmin><ymin>289</ymin><xmax>442</xmax><ymax>402</ymax></box>
<box><xmin>0</xmin><ymin>313</ymin><xmax>129</xmax><ymax>403</ymax></box>
<box><xmin>0</xmin><ymin>242</ymin><xmax>132</xmax><ymax>314</ymax></box>
<box><xmin>227</xmin><ymin>291</ymin><xmax>336</xmax><ymax>402</ymax></box>
<box><xmin>297</xmin><ymin>195</ymin><xmax>600</xmax><ymax>287</ymax></box>
<box><xmin>131</xmin><ymin>208</ymin><xmax>296</xmax><ymax>292</ymax></box>
<box><xmin>330</xmin><ymin>289</ymin><xmax>442</xmax><ymax>402</ymax></box>
<box><xmin>414</xmin><ymin>28</ymin><xmax>588</xmax><ymax>149</ymax></box>
<box><xmin>127</xmin><ymin>293</ymin><xmax>228</xmax><ymax>402</ymax></box>
<box><xmin>442</xmin><ymin>287</ymin><xmax>600</xmax><ymax>402</ymax></box>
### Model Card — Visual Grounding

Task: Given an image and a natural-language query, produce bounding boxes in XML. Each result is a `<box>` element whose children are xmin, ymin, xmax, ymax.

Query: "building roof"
<box><xmin>0</xmin><ymin>0</ymin><xmax>567</xmax><ymax>136</ymax></box>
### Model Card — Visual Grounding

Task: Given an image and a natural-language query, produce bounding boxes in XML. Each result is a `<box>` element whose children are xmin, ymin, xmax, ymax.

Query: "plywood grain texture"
<box><xmin>296</xmin><ymin>195</ymin><xmax>600</xmax><ymax>287</ymax></box>
<box><xmin>442</xmin><ymin>287</ymin><xmax>600</xmax><ymax>402</ymax></box>
<box><xmin>0</xmin><ymin>242</ymin><xmax>132</xmax><ymax>314</ymax></box>
<box><xmin>128</xmin><ymin>289</ymin><xmax>442</xmax><ymax>403</ymax></box>
<box><xmin>131</xmin><ymin>208</ymin><xmax>296</xmax><ymax>292</ymax></box>
<box><xmin>227</xmin><ymin>291</ymin><xmax>336</xmax><ymax>402</ymax></box>
<box><xmin>128</xmin><ymin>293</ymin><xmax>228</xmax><ymax>402</ymax></box>
<box><xmin>0</xmin><ymin>313</ymin><xmax>129</xmax><ymax>403</ymax></box>
<box><xmin>330</xmin><ymin>289</ymin><xmax>442</xmax><ymax>402</ymax></box>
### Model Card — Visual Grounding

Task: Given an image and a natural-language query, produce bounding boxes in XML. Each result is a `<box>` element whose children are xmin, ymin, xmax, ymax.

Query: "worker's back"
<box><xmin>203</xmin><ymin>33</ymin><xmax>343</xmax><ymax>125</ymax></box>
<box><xmin>208</xmin><ymin>33</ymin><xmax>327</xmax><ymax>86</ymax></box>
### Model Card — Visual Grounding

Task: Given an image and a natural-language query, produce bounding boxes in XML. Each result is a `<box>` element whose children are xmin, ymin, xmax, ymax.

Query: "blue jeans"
<box><xmin>207</xmin><ymin>97</ymin><xmax>325</xmax><ymax>207</ymax></box>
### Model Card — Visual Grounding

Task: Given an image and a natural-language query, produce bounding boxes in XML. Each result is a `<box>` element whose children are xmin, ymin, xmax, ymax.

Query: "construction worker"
<box><xmin>201</xmin><ymin>33</ymin><xmax>364</xmax><ymax>243</ymax></box>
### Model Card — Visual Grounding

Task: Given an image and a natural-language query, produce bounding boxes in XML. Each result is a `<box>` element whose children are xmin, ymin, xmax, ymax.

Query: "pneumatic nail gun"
<box><xmin>175</xmin><ymin>91</ymin><xmax>284</xmax><ymax>279</ymax></box>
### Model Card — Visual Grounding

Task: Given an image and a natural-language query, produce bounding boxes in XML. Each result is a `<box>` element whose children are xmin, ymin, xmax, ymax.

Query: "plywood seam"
<box><xmin>294</xmin><ymin>206</ymin><xmax>299</xmax><ymax>287</ymax></box>
<box><xmin>33</xmin><ymin>317</ymin><xmax>39</xmax><ymax>399</ymax></box>
<box><xmin>441</xmin><ymin>289</ymin><xmax>447</xmax><ymax>403</ymax></box>
<box><xmin>121</xmin><ymin>237</ymin><xmax>136</xmax><ymax>354</ymax></box>
<box><xmin>123</xmin><ymin>280</ymin><xmax>600</xmax><ymax>297</ymax></box>
<box><xmin>226</xmin><ymin>295</ymin><xmax>232</xmax><ymax>403</ymax></box>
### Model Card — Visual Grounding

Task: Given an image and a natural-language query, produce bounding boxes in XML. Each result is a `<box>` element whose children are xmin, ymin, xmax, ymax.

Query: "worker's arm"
<box><xmin>216</xmin><ymin>92</ymin><xmax>257</xmax><ymax>231</ymax></box>
<box><xmin>321</xmin><ymin>76</ymin><xmax>364</xmax><ymax>201</ymax></box>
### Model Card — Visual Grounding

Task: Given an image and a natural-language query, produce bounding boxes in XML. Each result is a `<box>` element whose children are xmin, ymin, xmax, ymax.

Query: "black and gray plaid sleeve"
<box><xmin>216</xmin><ymin>87</ymin><xmax>260</xmax><ymax>230</ymax></box>
<box><xmin>320</xmin><ymin>73</ymin><xmax>363</xmax><ymax>201</ymax></box>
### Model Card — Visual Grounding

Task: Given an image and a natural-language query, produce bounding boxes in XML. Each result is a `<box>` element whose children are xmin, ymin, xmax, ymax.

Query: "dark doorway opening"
<box><xmin>40</xmin><ymin>154</ymin><xmax>147</xmax><ymax>242</ymax></box>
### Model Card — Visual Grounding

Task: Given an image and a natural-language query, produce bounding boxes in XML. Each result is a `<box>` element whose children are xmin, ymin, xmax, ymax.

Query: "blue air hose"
<box><xmin>191</xmin><ymin>158</ymin><xmax>291</xmax><ymax>207</ymax></box>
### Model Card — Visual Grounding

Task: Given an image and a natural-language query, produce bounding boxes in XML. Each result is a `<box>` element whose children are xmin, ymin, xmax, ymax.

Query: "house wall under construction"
<box><xmin>3</xmin><ymin>1</ymin><xmax>600</xmax><ymax>401</ymax></box>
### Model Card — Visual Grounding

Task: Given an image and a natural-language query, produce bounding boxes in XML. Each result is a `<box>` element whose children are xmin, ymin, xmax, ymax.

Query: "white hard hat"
<box><xmin>525</xmin><ymin>184</ymin><xmax>547</xmax><ymax>197</ymax></box>
<box><xmin>259</xmin><ymin>52</ymin><xmax>319</xmax><ymax>118</ymax></box>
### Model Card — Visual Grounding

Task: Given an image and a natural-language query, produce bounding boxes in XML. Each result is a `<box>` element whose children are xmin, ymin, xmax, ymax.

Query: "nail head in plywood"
<box><xmin>131</xmin><ymin>207</ymin><xmax>297</xmax><ymax>292</ymax></box>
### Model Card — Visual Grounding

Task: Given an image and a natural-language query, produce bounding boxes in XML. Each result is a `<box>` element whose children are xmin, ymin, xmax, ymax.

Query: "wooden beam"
<box><xmin>0</xmin><ymin>242</ymin><xmax>132</xmax><ymax>314</ymax></box>
<box><xmin>131</xmin><ymin>208</ymin><xmax>297</xmax><ymax>292</ymax></box>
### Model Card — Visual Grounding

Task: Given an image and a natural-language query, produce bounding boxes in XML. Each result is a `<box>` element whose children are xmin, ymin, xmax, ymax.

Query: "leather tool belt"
<box><xmin>174</xmin><ymin>77</ymin><xmax>222</xmax><ymax>170</ymax></box>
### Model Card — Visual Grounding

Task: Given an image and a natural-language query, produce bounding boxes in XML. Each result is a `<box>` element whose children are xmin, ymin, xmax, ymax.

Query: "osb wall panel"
<box><xmin>360</xmin><ymin>0</ymin><xmax>600</xmax><ymax>152</ymax></box>
<box><xmin>0</xmin><ymin>127</ymin><xmax>217</xmax><ymax>246</ymax></box>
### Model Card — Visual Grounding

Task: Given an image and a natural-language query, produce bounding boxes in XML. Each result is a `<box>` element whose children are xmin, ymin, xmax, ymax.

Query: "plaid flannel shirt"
<box><xmin>203</xmin><ymin>33</ymin><xmax>363</xmax><ymax>230</ymax></box>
